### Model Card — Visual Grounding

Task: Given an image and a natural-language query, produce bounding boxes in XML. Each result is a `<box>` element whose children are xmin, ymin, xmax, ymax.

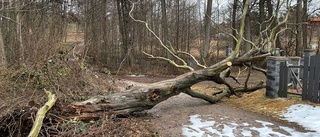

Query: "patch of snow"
<box><xmin>280</xmin><ymin>104</ymin><xmax>320</xmax><ymax>134</ymax></box>
<box><xmin>127</xmin><ymin>74</ymin><xmax>146</xmax><ymax>77</ymax></box>
<box><xmin>182</xmin><ymin>104</ymin><xmax>320</xmax><ymax>137</ymax></box>
<box><xmin>242</xmin><ymin>122</ymin><xmax>250</xmax><ymax>126</ymax></box>
<box><xmin>241</xmin><ymin>129</ymin><xmax>251</xmax><ymax>136</ymax></box>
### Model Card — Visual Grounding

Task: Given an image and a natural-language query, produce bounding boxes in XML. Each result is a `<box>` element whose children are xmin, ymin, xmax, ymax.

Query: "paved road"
<box><xmin>147</xmin><ymin>93</ymin><xmax>309</xmax><ymax>137</ymax></box>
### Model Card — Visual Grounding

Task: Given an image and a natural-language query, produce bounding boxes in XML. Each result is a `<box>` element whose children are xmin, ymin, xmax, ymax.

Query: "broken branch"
<box><xmin>28</xmin><ymin>89</ymin><xmax>57</xmax><ymax>137</ymax></box>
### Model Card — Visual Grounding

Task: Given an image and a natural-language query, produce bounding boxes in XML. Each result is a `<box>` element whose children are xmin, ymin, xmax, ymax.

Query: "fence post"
<box><xmin>226</xmin><ymin>46</ymin><xmax>232</xmax><ymax>57</ymax></box>
<box><xmin>279</xmin><ymin>62</ymin><xmax>289</xmax><ymax>97</ymax></box>
<box><xmin>302</xmin><ymin>56</ymin><xmax>310</xmax><ymax>100</ymax></box>
<box><xmin>266</xmin><ymin>56</ymin><xmax>288</xmax><ymax>98</ymax></box>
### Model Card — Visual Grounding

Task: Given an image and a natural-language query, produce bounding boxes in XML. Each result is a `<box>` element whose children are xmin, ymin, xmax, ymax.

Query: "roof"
<box><xmin>309</xmin><ymin>17</ymin><xmax>320</xmax><ymax>22</ymax></box>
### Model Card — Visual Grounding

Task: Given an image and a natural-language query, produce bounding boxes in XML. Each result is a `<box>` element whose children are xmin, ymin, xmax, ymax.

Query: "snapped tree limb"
<box><xmin>28</xmin><ymin>89</ymin><xmax>57</xmax><ymax>137</ymax></box>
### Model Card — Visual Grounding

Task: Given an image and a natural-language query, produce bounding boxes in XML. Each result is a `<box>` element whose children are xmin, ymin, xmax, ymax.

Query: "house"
<box><xmin>309</xmin><ymin>17</ymin><xmax>320</xmax><ymax>26</ymax></box>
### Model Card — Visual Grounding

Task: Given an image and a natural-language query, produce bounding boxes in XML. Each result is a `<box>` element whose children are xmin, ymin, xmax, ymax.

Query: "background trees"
<box><xmin>0</xmin><ymin>0</ymin><xmax>319</xmax><ymax>74</ymax></box>
<box><xmin>0</xmin><ymin>0</ymin><xmax>67</xmax><ymax>67</ymax></box>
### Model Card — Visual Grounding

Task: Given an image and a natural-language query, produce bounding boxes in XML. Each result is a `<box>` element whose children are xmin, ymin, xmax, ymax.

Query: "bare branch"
<box><xmin>0</xmin><ymin>14</ymin><xmax>20</xmax><ymax>24</ymax></box>
<box><xmin>236</xmin><ymin>66</ymin><xmax>248</xmax><ymax>79</ymax></box>
<box><xmin>213</xmin><ymin>21</ymin><xmax>238</xmax><ymax>43</ymax></box>
<box><xmin>242</xmin><ymin>37</ymin><xmax>258</xmax><ymax>49</ymax></box>
<box><xmin>184</xmin><ymin>88</ymin><xmax>228</xmax><ymax>104</ymax></box>
<box><xmin>177</xmin><ymin>51</ymin><xmax>207</xmax><ymax>69</ymax></box>
<box><xmin>28</xmin><ymin>89</ymin><xmax>56</xmax><ymax>137</ymax></box>
<box><xmin>143</xmin><ymin>52</ymin><xmax>194</xmax><ymax>71</ymax></box>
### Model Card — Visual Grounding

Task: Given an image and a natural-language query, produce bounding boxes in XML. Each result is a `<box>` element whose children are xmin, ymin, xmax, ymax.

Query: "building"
<box><xmin>309</xmin><ymin>17</ymin><xmax>320</xmax><ymax>26</ymax></box>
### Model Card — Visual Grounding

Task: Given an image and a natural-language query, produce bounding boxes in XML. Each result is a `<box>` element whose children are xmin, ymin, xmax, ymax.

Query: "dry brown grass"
<box><xmin>222</xmin><ymin>89</ymin><xmax>320</xmax><ymax>118</ymax></box>
<box><xmin>66</xmin><ymin>33</ymin><xmax>84</xmax><ymax>42</ymax></box>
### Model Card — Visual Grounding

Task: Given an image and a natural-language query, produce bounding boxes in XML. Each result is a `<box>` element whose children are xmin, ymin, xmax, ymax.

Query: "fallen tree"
<box><xmin>65</xmin><ymin>0</ymin><xmax>290</xmax><ymax>120</ymax></box>
<box><xmin>66</xmin><ymin>0</ymin><xmax>257</xmax><ymax>120</ymax></box>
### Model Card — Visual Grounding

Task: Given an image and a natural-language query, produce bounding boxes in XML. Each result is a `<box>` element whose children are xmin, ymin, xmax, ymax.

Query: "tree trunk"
<box><xmin>161</xmin><ymin>0</ymin><xmax>170</xmax><ymax>58</ymax></box>
<box><xmin>243</xmin><ymin>0</ymin><xmax>251</xmax><ymax>53</ymax></box>
<box><xmin>0</xmin><ymin>27</ymin><xmax>7</xmax><ymax>68</ymax></box>
<box><xmin>70</xmin><ymin>61</ymin><xmax>232</xmax><ymax>118</ymax></box>
<box><xmin>244</xmin><ymin>13</ymin><xmax>251</xmax><ymax>52</ymax></box>
<box><xmin>202</xmin><ymin>0</ymin><xmax>213</xmax><ymax>59</ymax></box>
<box><xmin>15</xmin><ymin>0</ymin><xmax>24</xmax><ymax>66</ymax></box>
<box><xmin>266</xmin><ymin>0</ymin><xmax>272</xmax><ymax>19</ymax></box>
<box><xmin>175</xmin><ymin>0</ymin><xmax>180</xmax><ymax>50</ymax></box>
<box><xmin>259</xmin><ymin>0</ymin><xmax>265</xmax><ymax>24</ymax></box>
<box><xmin>232</xmin><ymin>0</ymin><xmax>238</xmax><ymax>49</ymax></box>
<box><xmin>296</xmin><ymin>0</ymin><xmax>303</xmax><ymax>56</ymax></box>
<box><xmin>302</xmin><ymin>0</ymin><xmax>308</xmax><ymax>48</ymax></box>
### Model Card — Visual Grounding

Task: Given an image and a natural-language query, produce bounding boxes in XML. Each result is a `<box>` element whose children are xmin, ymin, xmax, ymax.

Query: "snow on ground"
<box><xmin>280</xmin><ymin>104</ymin><xmax>320</xmax><ymax>134</ymax></box>
<box><xmin>182</xmin><ymin>104</ymin><xmax>320</xmax><ymax>137</ymax></box>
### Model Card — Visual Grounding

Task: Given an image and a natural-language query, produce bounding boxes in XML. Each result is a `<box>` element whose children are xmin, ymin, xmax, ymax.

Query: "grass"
<box><xmin>222</xmin><ymin>89</ymin><xmax>320</xmax><ymax>118</ymax></box>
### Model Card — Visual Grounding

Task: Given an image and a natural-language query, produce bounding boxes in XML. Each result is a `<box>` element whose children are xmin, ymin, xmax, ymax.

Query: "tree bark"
<box><xmin>202</xmin><ymin>0</ymin><xmax>213</xmax><ymax>59</ymax></box>
<box><xmin>259</xmin><ymin>0</ymin><xmax>265</xmax><ymax>24</ymax></box>
<box><xmin>70</xmin><ymin>61</ymin><xmax>232</xmax><ymax>118</ymax></box>
<box><xmin>302</xmin><ymin>0</ymin><xmax>308</xmax><ymax>48</ymax></box>
<box><xmin>296</xmin><ymin>0</ymin><xmax>303</xmax><ymax>56</ymax></box>
<box><xmin>161</xmin><ymin>0</ymin><xmax>170</xmax><ymax>58</ymax></box>
<box><xmin>0</xmin><ymin>27</ymin><xmax>7</xmax><ymax>69</ymax></box>
<box><xmin>244</xmin><ymin>12</ymin><xmax>251</xmax><ymax>52</ymax></box>
<box><xmin>232</xmin><ymin>0</ymin><xmax>238</xmax><ymax>49</ymax></box>
<box><xmin>15</xmin><ymin>0</ymin><xmax>24</xmax><ymax>66</ymax></box>
<box><xmin>117</xmin><ymin>0</ymin><xmax>133</xmax><ymax>68</ymax></box>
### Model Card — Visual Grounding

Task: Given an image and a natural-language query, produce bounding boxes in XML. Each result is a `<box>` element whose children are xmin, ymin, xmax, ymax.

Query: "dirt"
<box><xmin>117</xmin><ymin>74</ymin><xmax>310</xmax><ymax>137</ymax></box>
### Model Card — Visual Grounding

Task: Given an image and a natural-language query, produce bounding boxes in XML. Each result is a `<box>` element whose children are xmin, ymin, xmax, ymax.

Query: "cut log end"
<box><xmin>227</xmin><ymin>62</ymin><xmax>232</xmax><ymax>66</ymax></box>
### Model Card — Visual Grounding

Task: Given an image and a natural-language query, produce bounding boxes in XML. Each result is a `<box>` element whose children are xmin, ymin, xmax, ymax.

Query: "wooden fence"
<box><xmin>279</xmin><ymin>55</ymin><xmax>320</xmax><ymax>103</ymax></box>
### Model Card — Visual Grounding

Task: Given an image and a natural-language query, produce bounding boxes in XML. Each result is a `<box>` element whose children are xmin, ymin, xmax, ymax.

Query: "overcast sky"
<box><xmin>188</xmin><ymin>0</ymin><xmax>320</xmax><ymax>16</ymax></box>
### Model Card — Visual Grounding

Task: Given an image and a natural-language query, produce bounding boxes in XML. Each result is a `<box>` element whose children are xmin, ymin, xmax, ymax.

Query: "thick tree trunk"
<box><xmin>69</xmin><ymin>49</ymin><xmax>266</xmax><ymax>122</ymax></box>
<box><xmin>70</xmin><ymin>62</ymin><xmax>232</xmax><ymax>119</ymax></box>
<box><xmin>202</xmin><ymin>0</ymin><xmax>213</xmax><ymax>59</ymax></box>
<box><xmin>232</xmin><ymin>0</ymin><xmax>238</xmax><ymax>49</ymax></box>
